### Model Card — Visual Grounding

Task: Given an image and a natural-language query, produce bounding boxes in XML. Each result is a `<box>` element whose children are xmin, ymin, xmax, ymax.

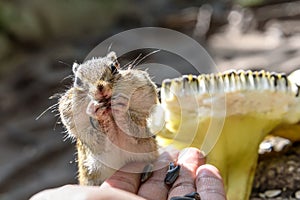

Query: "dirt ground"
<box><xmin>0</xmin><ymin>1</ymin><xmax>300</xmax><ymax>199</ymax></box>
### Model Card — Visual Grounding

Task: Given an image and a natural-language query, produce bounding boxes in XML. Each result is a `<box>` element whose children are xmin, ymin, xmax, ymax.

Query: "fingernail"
<box><xmin>170</xmin><ymin>192</ymin><xmax>201</xmax><ymax>200</ymax></box>
<box><xmin>140</xmin><ymin>163</ymin><xmax>153</xmax><ymax>183</ymax></box>
<box><xmin>170</xmin><ymin>197</ymin><xmax>194</xmax><ymax>200</ymax></box>
<box><xmin>164</xmin><ymin>162</ymin><xmax>180</xmax><ymax>185</ymax></box>
<box><xmin>184</xmin><ymin>192</ymin><xmax>201</xmax><ymax>200</ymax></box>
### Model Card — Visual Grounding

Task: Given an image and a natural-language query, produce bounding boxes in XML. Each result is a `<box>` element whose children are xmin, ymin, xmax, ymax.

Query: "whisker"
<box><xmin>149</xmin><ymin>74</ymin><xmax>156</xmax><ymax>80</ymax></box>
<box><xmin>61</xmin><ymin>74</ymin><xmax>74</xmax><ymax>83</ymax></box>
<box><xmin>53</xmin><ymin>116</ymin><xmax>61</xmax><ymax>130</ymax></box>
<box><xmin>58</xmin><ymin>60</ymin><xmax>71</xmax><ymax>67</ymax></box>
<box><xmin>122</xmin><ymin>59</ymin><xmax>135</xmax><ymax>70</ymax></box>
<box><xmin>107</xmin><ymin>43</ymin><xmax>113</xmax><ymax>54</ymax></box>
<box><xmin>35</xmin><ymin>103</ymin><xmax>59</xmax><ymax>120</ymax></box>
<box><xmin>122</xmin><ymin>53</ymin><xmax>143</xmax><ymax>70</ymax></box>
<box><xmin>131</xmin><ymin>53</ymin><xmax>143</xmax><ymax>67</ymax></box>
<box><xmin>131</xmin><ymin>49</ymin><xmax>161</xmax><ymax>69</ymax></box>
<box><xmin>50</xmin><ymin>93</ymin><xmax>62</xmax><ymax>100</ymax></box>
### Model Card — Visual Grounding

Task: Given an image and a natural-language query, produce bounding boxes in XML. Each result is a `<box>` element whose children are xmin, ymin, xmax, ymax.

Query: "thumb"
<box><xmin>100</xmin><ymin>162</ymin><xmax>146</xmax><ymax>194</ymax></box>
<box><xmin>196</xmin><ymin>164</ymin><xmax>227</xmax><ymax>200</ymax></box>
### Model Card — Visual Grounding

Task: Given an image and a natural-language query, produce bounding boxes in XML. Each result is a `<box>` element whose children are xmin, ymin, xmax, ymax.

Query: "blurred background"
<box><xmin>0</xmin><ymin>0</ymin><xmax>300</xmax><ymax>199</ymax></box>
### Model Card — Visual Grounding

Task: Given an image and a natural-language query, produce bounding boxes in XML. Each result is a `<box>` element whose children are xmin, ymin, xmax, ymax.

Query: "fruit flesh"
<box><xmin>157</xmin><ymin>109</ymin><xmax>282</xmax><ymax>199</ymax></box>
<box><xmin>155</xmin><ymin>71</ymin><xmax>300</xmax><ymax>200</ymax></box>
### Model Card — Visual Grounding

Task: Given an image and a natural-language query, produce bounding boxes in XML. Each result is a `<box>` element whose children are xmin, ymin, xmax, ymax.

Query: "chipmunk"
<box><xmin>58</xmin><ymin>52</ymin><xmax>158</xmax><ymax>185</ymax></box>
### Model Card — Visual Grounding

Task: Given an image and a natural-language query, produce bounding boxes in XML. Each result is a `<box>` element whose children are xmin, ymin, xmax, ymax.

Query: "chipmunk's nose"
<box><xmin>94</xmin><ymin>81</ymin><xmax>112</xmax><ymax>100</ymax></box>
<box><xmin>97</xmin><ymin>84</ymin><xmax>104</xmax><ymax>92</ymax></box>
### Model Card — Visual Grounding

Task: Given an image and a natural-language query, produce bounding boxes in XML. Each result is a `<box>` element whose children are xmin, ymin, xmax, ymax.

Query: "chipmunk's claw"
<box><xmin>89</xmin><ymin>117</ymin><xmax>101</xmax><ymax>130</ymax></box>
<box><xmin>111</xmin><ymin>93</ymin><xmax>130</xmax><ymax>112</ymax></box>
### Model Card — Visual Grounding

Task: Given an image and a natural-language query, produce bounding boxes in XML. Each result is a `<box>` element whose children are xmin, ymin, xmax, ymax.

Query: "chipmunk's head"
<box><xmin>71</xmin><ymin>51</ymin><xmax>125</xmax><ymax>120</ymax></box>
<box><xmin>72</xmin><ymin>51</ymin><xmax>158</xmax><ymax>122</ymax></box>
<box><xmin>72</xmin><ymin>52</ymin><xmax>120</xmax><ymax>101</ymax></box>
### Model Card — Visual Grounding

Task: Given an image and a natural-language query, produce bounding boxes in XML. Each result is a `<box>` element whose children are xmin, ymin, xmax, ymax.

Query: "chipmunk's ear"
<box><xmin>72</xmin><ymin>62</ymin><xmax>80</xmax><ymax>74</ymax></box>
<box><xmin>106</xmin><ymin>51</ymin><xmax>118</xmax><ymax>62</ymax></box>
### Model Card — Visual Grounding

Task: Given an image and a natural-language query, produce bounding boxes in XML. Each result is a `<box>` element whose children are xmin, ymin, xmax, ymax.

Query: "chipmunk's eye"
<box><xmin>74</xmin><ymin>76</ymin><xmax>83</xmax><ymax>87</ymax></box>
<box><xmin>110</xmin><ymin>62</ymin><xmax>119</xmax><ymax>75</ymax></box>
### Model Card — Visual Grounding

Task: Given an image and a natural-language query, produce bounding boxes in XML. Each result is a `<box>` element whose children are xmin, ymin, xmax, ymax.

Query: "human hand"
<box><xmin>30</xmin><ymin>147</ymin><xmax>226</xmax><ymax>200</ymax></box>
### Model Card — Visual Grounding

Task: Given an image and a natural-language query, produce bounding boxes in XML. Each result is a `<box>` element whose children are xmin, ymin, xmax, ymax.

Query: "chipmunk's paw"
<box><xmin>111</xmin><ymin>93</ymin><xmax>130</xmax><ymax>113</ymax></box>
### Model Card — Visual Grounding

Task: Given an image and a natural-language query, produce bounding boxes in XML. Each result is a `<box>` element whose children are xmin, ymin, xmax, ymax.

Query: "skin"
<box><xmin>30</xmin><ymin>148</ymin><xmax>226</xmax><ymax>200</ymax></box>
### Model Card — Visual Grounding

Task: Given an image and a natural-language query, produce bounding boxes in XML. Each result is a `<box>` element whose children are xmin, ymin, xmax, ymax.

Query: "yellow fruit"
<box><xmin>154</xmin><ymin>70</ymin><xmax>300</xmax><ymax>200</ymax></box>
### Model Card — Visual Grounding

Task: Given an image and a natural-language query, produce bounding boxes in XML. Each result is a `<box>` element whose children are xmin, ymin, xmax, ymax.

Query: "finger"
<box><xmin>196</xmin><ymin>164</ymin><xmax>226</xmax><ymax>200</ymax></box>
<box><xmin>100</xmin><ymin>162</ymin><xmax>146</xmax><ymax>194</ymax></box>
<box><xmin>138</xmin><ymin>147</ymin><xmax>179</xmax><ymax>200</ymax></box>
<box><xmin>29</xmin><ymin>185</ymin><xmax>96</xmax><ymax>200</ymax></box>
<box><xmin>30</xmin><ymin>185</ymin><xmax>145</xmax><ymax>200</ymax></box>
<box><xmin>168</xmin><ymin>148</ymin><xmax>205</xmax><ymax>199</ymax></box>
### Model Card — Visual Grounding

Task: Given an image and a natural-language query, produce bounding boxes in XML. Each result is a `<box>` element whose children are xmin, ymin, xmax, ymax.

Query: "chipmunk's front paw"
<box><xmin>111</xmin><ymin>93</ymin><xmax>130</xmax><ymax>113</ymax></box>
